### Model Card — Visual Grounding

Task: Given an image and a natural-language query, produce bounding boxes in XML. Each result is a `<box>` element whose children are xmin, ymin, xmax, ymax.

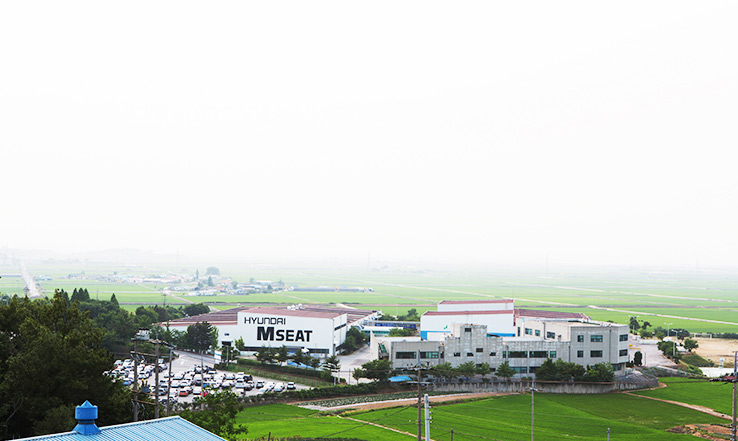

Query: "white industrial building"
<box><xmin>165</xmin><ymin>305</ymin><xmax>378</xmax><ymax>356</ymax></box>
<box><xmin>420</xmin><ymin>299</ymin><xmax>516</xmax><ymax>339</ymax></box>
<box><xmin>379</xmin><ymin>299</ymin><xmax>630</xmax><ymax>377</ymax></box>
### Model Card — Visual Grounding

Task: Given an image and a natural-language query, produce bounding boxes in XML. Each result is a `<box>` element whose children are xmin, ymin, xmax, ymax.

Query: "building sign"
<box><xmin>244</xmin><ymin>316</ymin><xmax>314</xmax><ymax>342</ymax></box>
<box><xmin>256</xmin><ymin>327</ymin><xmax>313</xmax><ymax>342</ymax></box>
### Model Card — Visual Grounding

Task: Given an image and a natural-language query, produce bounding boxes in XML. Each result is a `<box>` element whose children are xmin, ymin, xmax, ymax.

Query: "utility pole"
<box><xmin>531</xmin><ymin>380</ymin><xmax>539</xmax><ymax>441</ymax></box>
<box><xmin>132</xmin><ymin>338</ymin><xmax>139</xmax><ymax>422</ymax></box>
<box><xmin>607</xmin><ymin>427</ymin><xmax>610</xmax><ymax>441</ymax></box>
<box><xmin>713</xmin><ymin>351</ymin><xmax>737</xmax><ymax>441</ymax></box>
<box><xmin>424</xmin><ymin>394</ymin><xmax>430</xmax><ymax>441</ymax></box>
<box><xmin>417</xmin><ymin>362</ymin><xmax>422</xmax><ymax>441</ymax></box>
<box><xmin>166</xmin><ymin>345</ymin><xmax>173</xmax><ymax>417</ymax></box>
<box><xmin>154</xmin><ymin>341</ymin><xmax>160</xmax><ymax>419</ymax></box>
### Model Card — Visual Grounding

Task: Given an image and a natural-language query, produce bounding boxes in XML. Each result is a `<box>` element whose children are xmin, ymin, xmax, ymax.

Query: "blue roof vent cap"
<box><xmin>73</xmin><ymin>401</ymin><xmax>101</xmax><ymax>435</ymax></box>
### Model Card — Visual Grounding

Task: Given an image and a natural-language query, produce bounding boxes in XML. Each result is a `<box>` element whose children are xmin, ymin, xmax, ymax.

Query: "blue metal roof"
<box><xmin>388</xmin><ymin>375</ymin><xmax>413</xmax><ymax>382</ymax></box>
<box><xmin>15</xmin><ymin>416</ymin><xmax>227</xmax><ymax>441</ymax></box>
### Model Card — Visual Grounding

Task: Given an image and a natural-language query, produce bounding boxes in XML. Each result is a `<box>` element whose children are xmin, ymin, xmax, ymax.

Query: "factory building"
<box><xmin>380</xmin><ymin>299</ymin><xmax>629</xmax><ymax>377</ymax></box>
<box><xmin>165</xmin><ymin>305</ymin><xmax>378</xmax><ymax>357</ymax></box>
<box><xmin>420</xmin><ymin>300</ymin><xmax>516</xmax><ymax>339</ymax></box>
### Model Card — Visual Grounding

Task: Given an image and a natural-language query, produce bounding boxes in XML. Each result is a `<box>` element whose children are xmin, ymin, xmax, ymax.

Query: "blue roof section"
<box><xmin>15</xmin><ymin>416</ymin><xmax>227</xmax><ymax>441</ymax></box>
<box><xmin>388</xmin><ymin>375</ymin><xmax>413</xmax><ymax>382</ymax></box>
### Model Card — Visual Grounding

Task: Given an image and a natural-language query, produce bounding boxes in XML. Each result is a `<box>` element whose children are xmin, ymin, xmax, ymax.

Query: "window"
<box><xmin>577</xmin><ymin>335</ymin><xmax>584</xmax><ymax>342</ymax></box>
<box><xmin>619</xmin><ymin>349</ymin><xmax>628</xmax><ymax>357</ymax></box>
<box><xmin>512</xmin><ymin>367</ymin><xmax>528</xmax><ymax>374</ymax></box>
<box><xmin>476</xmin><ymin>348</ymin><xmax>483</xmax><ymax>353</ymax></box>
<box><xmin>467</xmin><ymin>352</ymin><xmax>474</xmax><ymax>357</ymax></box>
<box><xmin>619</xmin><ymin>334</ymin><xmax>628</xmax><ymax>342</ymax></box>
<box><xmin>453</xmin><ymin>352</ymin><xmax>461</xmax><ymax>357</ymax></box>
<box><xmin>591</xmin><ymin>335</ymin><xmax>603</xmax><ymax>342</ymax></box>
<box><xmin>591</xmin><ymin>350</ymin><xmax>603</xmax><ymax>358</ymax></box>
<box><xmin>577</xmin><ymin>350</ymin><xmax>584</xmax><ymax>358</ymax></box>
<box><xmin>547</xmin><ymin>331</ymin><xmax>556</xmax><ymax>339</ymax></box>
<box><xmin>535</xmin><ymin>330</ymin><xmax>541</xmax><ymax>336</ymax></box>
<box><xmin>525</xmin><ymin>328</ymin><xmax>533</xmax><ymax>335</ymax></box>
<box><xmin>465</xmin><ymin>327</ymin><xmax>472</xmax><ymax>333</ymax></box>
<box><xmin>508</xmin><ymin>351</ymin><xmax>527</xmax><ymax>358</ymax></box>
<box><xmin>549</xmin><ymin>351</ymin><xmax>557</xmax><ymax>358</ymax></box>
<box><xmin>420</xmin><ymin>351</ymin><xmax>440</xmax><ymax>359</ymax></box>
<box><xmin>529</xmin><ymin>351</ymin><xmax>548</xmax><ymax>358</ymax></box>
<box><xmin>396</xmin><ymin>352</ymin><xmax>416</xmax><ymax>359</ymax></box>
<box><xmin>490</xmin><ymin>352</ymin><xmax>497</xmax><ymax>357</ymax></box>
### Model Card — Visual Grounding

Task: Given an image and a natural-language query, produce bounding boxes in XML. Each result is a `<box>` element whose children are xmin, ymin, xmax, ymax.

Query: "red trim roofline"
<box><xmin>423</xmin><ymin>310</ymin><xmax>513</xmax><ymax>316</ymax></box>
<box><xmin>439</xmin><ymin>299</ymin><xmax>513</xmax><ymax>304</ymax></box>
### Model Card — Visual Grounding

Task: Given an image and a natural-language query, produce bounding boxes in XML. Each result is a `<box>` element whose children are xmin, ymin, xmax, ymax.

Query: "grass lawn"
<box><xmin>633</xmin><ymin>377</ymin><xmax>734</xmax><ymax>415</ymax></box>
<box><xmin>350</xmin><ymin>393</ymin><xmax>726</xmax><ymax>441</ymax></box>
<box><xmin>234</xmin><ymin>404</ymin><xmax>410</xmax><ymax>440</ymax></box>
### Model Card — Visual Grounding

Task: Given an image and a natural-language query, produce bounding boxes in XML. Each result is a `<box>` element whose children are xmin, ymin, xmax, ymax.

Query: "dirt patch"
<box><xmin>314</xmin><ymin>392</ymin><xmax>515</xmax><ymax>412</ymax></box>
<box><xmin>668</xmin><ymin>424</ymin><xmax>734</xmax><ymax>441</ymax></box>
<box><xmin>694</xmin><ymin>338</ymin><xmax>738</xmax><ymax>367</ymax></box>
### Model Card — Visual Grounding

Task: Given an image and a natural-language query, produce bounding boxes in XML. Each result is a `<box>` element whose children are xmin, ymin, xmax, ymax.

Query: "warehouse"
<box><xmin>420</xmin><ymin>299</ymin><xmax>516</xmax><ymax>339</ymax></box>
<box><xmin>165</xmin><ymin>305</ymin><xmax>378</xmax><ymax>357</ymax></box>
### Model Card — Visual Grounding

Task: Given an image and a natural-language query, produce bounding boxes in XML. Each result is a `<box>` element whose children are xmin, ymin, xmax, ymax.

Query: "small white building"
<box><xmin>420</xmin><ymin>299</ymin><xmax>516</xmax><ymax>340</ymax></box>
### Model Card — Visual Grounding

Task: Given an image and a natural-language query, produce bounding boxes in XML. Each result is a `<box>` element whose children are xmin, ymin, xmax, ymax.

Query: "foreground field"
<box><xmin>233</xmin><ymin>404</ymin><xmax>410</xmax><ymax>440</ymax></box>
<box><xmin>350</xmin><ymin>393</ymin><xmax>726</xmax><ymax>441</ymax></box>
<box><xmin>233</xmin><ymin>393</ymin><xmax>726</xmax><ymax>441</ymax></box>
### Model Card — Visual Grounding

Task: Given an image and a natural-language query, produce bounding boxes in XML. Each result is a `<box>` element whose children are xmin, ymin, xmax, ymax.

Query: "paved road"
<box><xmin>19</xmin><ymin>261</ymin><xmax>42</xmax><ymax>298</ymax></box>
<box><xmin>629</xmin><ymin>335</ymin><xmax>675</xmax><ymax>368</ymax></box>
<box><xmin>337</xmin><ymin>344</ymin><xmax>373</xmax><ymax>385</ymax></box>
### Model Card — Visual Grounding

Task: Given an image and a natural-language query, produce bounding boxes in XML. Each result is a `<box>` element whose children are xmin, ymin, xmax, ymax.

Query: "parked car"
<box><xmin>286</xmin><ymin>382</ymin><xmax>296</xmax><ymax>390</ymax></box>
<box><xmin>255</xmin><ymin>381</ymin><xmax>264</xmax><ymax>389</ymax></box>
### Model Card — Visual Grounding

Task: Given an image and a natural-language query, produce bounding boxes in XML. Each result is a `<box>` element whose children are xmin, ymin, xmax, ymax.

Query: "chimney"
<box><xmin>73</xmin><ymin>401</ymin><xmax>101</xmax><ymax>435</ymax></box>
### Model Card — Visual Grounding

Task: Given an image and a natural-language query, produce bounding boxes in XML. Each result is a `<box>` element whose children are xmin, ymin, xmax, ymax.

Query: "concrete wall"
<box><xmin>428</xmin><ymin>379</ymin><xmax>656</xmax><ymax>394</ymax></box>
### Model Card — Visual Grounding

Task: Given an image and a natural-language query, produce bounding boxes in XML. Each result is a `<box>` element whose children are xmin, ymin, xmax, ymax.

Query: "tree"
<box><xmin>180</xmin><ymin>390</ymin><xmax>247</xmax><ymax>440</ymax></box>
<box><xmin>339</xmin><ymin>327</ymin><xmax>369</xmax><ymax>353</ymax></box>
<box><xmin>232</xmin><ymin>280</ymin><xmax>238</xmax><ymax>289</ymax></box>
<box><xmin>71</xmin><ymin>288</ymin><xmax>90</xmax><ymax>303</ymax></box>
<box><xmin>109</xmin><ymin>293</ymin><xmax>119</xmax><ymax>307</ymax></box>
<box><xmin>633</xmin><ymin>351</ymin><xmax>643</xmax><ymax>366</ymax></box>
<box><xmin>629</xmin><ymin>317</ymin><xmax>640</xmax><ymax>332</ymax></box>
<box><xmin>355</xmin><ymin>359</ymin><xmax>393</xmax><ymax>382</ymax></box>
<box><xmin>430</xmin><ymin>362</ymin><xmax>458</xmax><ymax>381</ymax></box>
<box><xmin>256</xmin><ymin>346</ymin><xmax>276</xmax><ymax>364</ymax></box>
<box><xmin>183</xmin><ymin>303</ymin><xmax>210</xmax><ymax>317</ymax></box>
<box><xmin>642</xmin><ymin>321</ymin><xmax>652</xmax><ymax>330</ymax></box>
<box><xmin>276</xmin><ymin>345</ymin><xmax>289</xmax><ymax>364</ymax></box>
<box><xmin>186</xmin><ymin>322</ymin><xmax>214</xmax><ymax>353</ymax></box>
<box><xmin>456</xmin><ymin>361</ymin><xmax>477</xmax><ymax>379</ymax></box>
<box><xmin>0</xmin><ymin>292</ymin><xmax>131</xmax><ymax>439</ymax></box>
<box><xmin>683</xmin><ymin>337</ymin><xmax>699</xmax><ymax>351</ymax></box>
<box><xmin>639</xmin><ymin>329</ymin><xmax>653</xmax><ymax>338</ymax></box>
<box><xmin>207</xmin><ymin>276</ymin><xmax>214</xmax><ymax>287</ymax></box>
<box><xmin>322</xmin><ymin>355</ymin><xmax>341</xmax><ymax>378</ymax></box>
<box><xmin>584</xmin><ymin>362</ymin><xmax>614</xmax><ymax>382</ymax></box>
<box><xmin>234</xmin><ymin>337</ymin><xmax>246</xmax><ymax>351</ymax></box>
<box><xmin>388</xmin><ymin>327</ymin><xmax>415</xmax><ymax>337</ymax></box>
<box><xmin>495</xmin><ymin>361</ymin><xmax>516</xmax><ymax>381</ymax></box>
<box><xmin>206</xmin><ymin>267</ymin><xmax>220</xmax><ymax>276</ymax></box>
<box><xmin>476</xmin><ymin>362</ymin><xmax>492</xmax><ymax>376</ymax></box>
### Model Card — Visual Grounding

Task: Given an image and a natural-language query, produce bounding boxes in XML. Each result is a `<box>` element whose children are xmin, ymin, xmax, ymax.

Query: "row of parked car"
<box><xmin>108</xmin><ymin>360</ymin><xmax>296</xmax><ymax>399</ymax></box>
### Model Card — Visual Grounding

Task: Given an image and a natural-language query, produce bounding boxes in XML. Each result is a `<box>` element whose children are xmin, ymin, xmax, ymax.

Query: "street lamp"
<box><xmin>531</xmin><ymin>380</ymin><xmax>541</xmax><ymax>441</ymax></box>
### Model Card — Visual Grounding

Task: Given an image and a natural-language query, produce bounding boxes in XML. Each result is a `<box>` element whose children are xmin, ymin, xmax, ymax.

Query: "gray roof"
<box><xmin>14</xmin><ymin>416</ymin><xmax>226</xmax><ymax>441</ymax></box>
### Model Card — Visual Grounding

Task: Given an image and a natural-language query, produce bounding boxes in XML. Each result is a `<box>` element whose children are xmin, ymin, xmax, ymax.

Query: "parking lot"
<box><xmin>108</xmin><ymin>350</ymin><xmax>311</xmax><ymax>406</ymax></box>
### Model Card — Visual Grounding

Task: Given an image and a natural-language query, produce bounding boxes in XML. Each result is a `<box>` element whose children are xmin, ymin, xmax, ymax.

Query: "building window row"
<box><xmin>546</xmin><ymin>331</ymin><xmax>556</xmax><ymax>339</ymax></box>
<box><xmin>505</xmin><ymin>351</ymin><xmax>558</xmax><ymax>359</ymax></box>
<box><xmin>619</xmin><ymin>349</ymin><xmax>628</xmax><ymax>357</ymax></box>
<box><xmin>396</xmin><ymin>352</ymin><xmax>416</xmax><ymax>359</ymax></box>
<box><xmin>619</xmin><ymin>334</ymin><xmax>628</xmax><ymax>342</ymax></box>
<box><xmin>577</xmin><ymin>350</ymin><xmax>604</xmax><ymax>358</ymax></box>
<box><xmin>591</xmin><ymin>335</ymin><xmax>603</xmax><ymax>342</ymax></box>
<box><xmin>420</xmin><ymin>351</ymin><xmax>440</xmax><ymax>359</ymax></box>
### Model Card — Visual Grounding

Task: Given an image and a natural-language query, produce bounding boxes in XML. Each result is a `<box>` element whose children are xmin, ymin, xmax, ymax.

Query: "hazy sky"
<box><xmin>2</xmin><ymin>2</ymin><xmax>737</xmax><ymax>267</ymax></box>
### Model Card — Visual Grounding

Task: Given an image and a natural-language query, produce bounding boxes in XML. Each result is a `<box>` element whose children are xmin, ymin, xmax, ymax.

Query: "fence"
<box><xmin>427</xmin><ymin>378</ymin><xmax>657</xmax><ymax>394</ymax></box>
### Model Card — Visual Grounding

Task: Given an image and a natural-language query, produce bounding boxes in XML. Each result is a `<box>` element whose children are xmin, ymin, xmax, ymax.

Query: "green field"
<box><xmin>351</xmin><ymin>393</ymin><xmax>726</xmax><ymax>441</ymax></box>
<box><xmin>4</xmin><ymin>262</ymin><xmax>738</xmax><ymax>333</ymax></box>
<box><xmin>232</xmin><ymin>394</ymin><xmax>727</xmax><ymax>441</ymax></box>
<box><xmin>633</xmin><ymin>377</ymin><xmax>734</xmax><ymax>415</ymax></box>
<box><xmin>234</xmin><ymin>404</ymin><xmax>410</xmax><ymax>440</ymax></box>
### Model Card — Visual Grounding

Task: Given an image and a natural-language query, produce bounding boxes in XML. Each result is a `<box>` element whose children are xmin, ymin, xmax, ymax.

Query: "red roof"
<box><xmin>423</xmin><ymin>310</ymin><xmax>513</xmax><ymax>316</ymax></box>
<box><xmin>439</xmin><ymin>299</ymin><xmax>513</xmax><ymax>305</ymax></box>
<box><xmin>244</xmin><ymin>307</ymin><xmax>345</xmax><ymax>319</ymax></box>
<box><xmin>514</xmin><ymin>309</ymin><xmax>590</xmax><ymax>320</ymax></box>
